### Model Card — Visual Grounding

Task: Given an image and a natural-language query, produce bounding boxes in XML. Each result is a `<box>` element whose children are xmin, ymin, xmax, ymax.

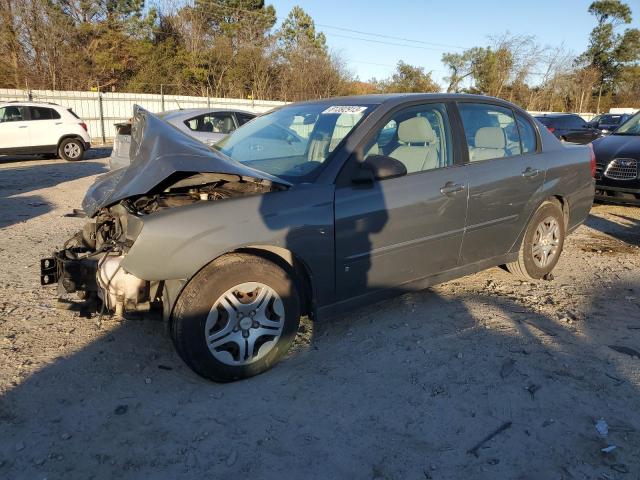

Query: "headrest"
<box><xmin>475</xmin><ymin>127</ymin><xmax>505</xmax><ymax>149</ymax></box>
<box><xmin>203</xmin><ymin>121</ymin><xmax>213</xmax><ymax>132</ymax></box>
<box><xmin>398</xmin><ymin>117</ymin><xmax>436</xmax><ymax>144</ymax></box>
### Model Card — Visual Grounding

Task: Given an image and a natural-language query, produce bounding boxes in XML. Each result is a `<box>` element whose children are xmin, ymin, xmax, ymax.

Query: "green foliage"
<box><xmin>378</xmin><ymin>61</ymin><xmax>439</xmax><ymax>93</ymax></box>
<box><xmin>579</xmin><ymin>0</ymin><xmax>640</xmax><ymax>90</ymax></box>
<box><xmin>279</xmin><ymin>6</ymin><xmax>327</xmax><ymax>53</ymax></box>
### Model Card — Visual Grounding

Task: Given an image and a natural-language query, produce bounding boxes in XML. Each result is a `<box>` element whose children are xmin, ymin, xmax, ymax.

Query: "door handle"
<box><xmin>522</xmin><ymin>167</ymin><xmax>539</xmax><ymax>178</ymax></box>
<box><xmin>18</xmin><ymin>125</ymin><xmax>28</xmax><ymax>128</ymax></box>
<box><xmin>440</xmin><ymin>182</ymin><xmax>465</xmax><ymax>195</ymax></box>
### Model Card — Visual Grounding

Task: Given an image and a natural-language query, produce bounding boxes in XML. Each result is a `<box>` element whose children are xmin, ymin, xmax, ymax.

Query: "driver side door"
<box><xmin>334</xmin><ymin>102</ymin><xmax>468</xmax><ymax>301</ymax></box>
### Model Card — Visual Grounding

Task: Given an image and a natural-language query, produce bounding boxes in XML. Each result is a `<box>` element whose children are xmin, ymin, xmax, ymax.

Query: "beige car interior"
<box><xmin>469</xmin><ymin>126</ymin><xmax>507</xmax><ymax>161</ymax></box>
<box><xmin>367</xmin><ymin>116</ymin><xmax>442</xmax><ymax>174</ymax></box>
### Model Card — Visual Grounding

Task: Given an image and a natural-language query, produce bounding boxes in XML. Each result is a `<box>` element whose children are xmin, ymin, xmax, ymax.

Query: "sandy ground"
<box><xmin>0</xmin><ymin>151</ymin><xmax>639</xmax><ymax>480</ymax></box>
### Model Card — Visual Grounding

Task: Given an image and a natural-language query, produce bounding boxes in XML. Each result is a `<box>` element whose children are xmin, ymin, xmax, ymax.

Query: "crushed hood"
<box><xmin>82</xmin><ymin>106</ymin><xmax>290</xmax><ymax>216</ymax></box>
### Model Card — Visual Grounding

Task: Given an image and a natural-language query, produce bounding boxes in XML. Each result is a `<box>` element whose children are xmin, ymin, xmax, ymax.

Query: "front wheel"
<box><xmin>506</xmin><ymin>200</ymin><xmax>565</xmax><ymax>280</ymax></box>
<box><xmin>171</xmin><ymin>253</ymin><xmax>301</xmax><ymax>382</ymax></box>
<box><xmin>58</xmin><ymin>138</ymin><xmax>85</xmax><ymax>161</ymax></box>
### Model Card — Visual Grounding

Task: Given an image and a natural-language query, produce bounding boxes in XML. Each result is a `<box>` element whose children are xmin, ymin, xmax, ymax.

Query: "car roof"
<box><xmin>285</xmin><ymin>93</ymin><xmax>535</xmax><ymax>116</ymax></box>
<box><xmin>159</xmin><ymin>108</ymin><xmax>256</xmax><ymax>121</ymax></box>
<box><xmin>534</xmin><ymin>113</ymin><xmax>579</xmax><ymax>118</ymax></box>
<box><xmin>0</xmin><ymin>101</ymin><xmax>63</xmax><ymax>108</ymax></box>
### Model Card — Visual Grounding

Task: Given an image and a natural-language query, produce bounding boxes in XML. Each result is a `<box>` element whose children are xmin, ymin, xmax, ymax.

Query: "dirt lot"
<box><xmin>0</xmin><ymin>152</ymin><xmax>639</xmax><ymax>480</ymax></box>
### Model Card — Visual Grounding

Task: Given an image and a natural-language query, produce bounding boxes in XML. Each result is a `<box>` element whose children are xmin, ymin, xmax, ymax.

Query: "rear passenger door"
<box><xmin>334</xmin><ymin>102</ymin><xmax>468</xmax><ymax>299</ymax></box>
<box><xmin>564</xmin><ymin>115</ymin><xmax>593</xmax><ymax>143</ymax></box>
<box><xmin>28</xmin><ymin>106</ymin><xmax>62</xmax><ymax>147</ymax></box>
<box><xmin>456</xmin><ymin>102</ymin><xmax>544</xmax><ymax>265</ymax></box>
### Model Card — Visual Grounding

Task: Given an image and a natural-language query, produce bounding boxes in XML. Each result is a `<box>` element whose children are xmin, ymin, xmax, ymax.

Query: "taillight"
<box><xmin>588</xmin><ymin>143</ymin><xmax>596</xmax><ymax>177</ymax></box>
<box><xmin>80</xmin><ymin>122</ymin><xmax>88</xmax><ymax>132</ymax></box>
<box><xmin>547</xmin><ymin>126</ymin><xmax>555</xmax><ymax>133</ymax></box>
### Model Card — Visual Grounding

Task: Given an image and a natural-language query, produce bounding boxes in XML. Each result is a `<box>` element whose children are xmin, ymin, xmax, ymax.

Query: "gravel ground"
<box><xmin>0</xmin><ymin>152</ymin><xmax>639</xmax><ymax>480</ymax></box>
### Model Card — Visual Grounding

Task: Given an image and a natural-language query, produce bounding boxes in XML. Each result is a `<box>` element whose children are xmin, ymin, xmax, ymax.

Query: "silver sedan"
<box><xmin>109</xmin><ymin>108</ymin><xmax>256</xmax><ymax>170</ymax></box>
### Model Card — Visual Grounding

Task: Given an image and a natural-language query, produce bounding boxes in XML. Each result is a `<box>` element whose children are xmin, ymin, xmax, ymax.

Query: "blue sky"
<box><xmin>269</xmin><ymin>0</ymin><xmax>640</xmax><ymax>86</ymax></box>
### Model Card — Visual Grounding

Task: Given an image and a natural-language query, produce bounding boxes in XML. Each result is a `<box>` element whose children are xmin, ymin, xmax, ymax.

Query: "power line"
<box><xmin>186</xmin><ymin>0</ymin><xmax>465</xmax><ymax>52</ymax></box>
<box><xmin>316</xmin><ymin>23</ymin><xmax>467</xmax><ymax>50</ymax></box>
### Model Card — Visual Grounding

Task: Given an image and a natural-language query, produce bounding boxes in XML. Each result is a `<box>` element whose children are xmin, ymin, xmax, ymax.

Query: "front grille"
<box><xmin>604</xmin><ymin>158</ymin><xmax>638</xmax><ymax>180</ymax></box>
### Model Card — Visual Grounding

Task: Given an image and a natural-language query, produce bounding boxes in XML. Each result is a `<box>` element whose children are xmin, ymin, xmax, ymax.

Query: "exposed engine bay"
<box><xmin>41</xmin><ymin>175</ymin><xmax>278</xmax><ymax>315</ymax></box>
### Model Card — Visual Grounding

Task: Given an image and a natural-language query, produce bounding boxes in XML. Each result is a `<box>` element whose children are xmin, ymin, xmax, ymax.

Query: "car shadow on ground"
<box><xmin>0</xmin><ymin>148</ymin><xmax>112</xmax><ymax>166</ymax></box>
<box><xmin>0</xmin><ymin>150</ymin><xmax>109</xmax><ymax>228</ymax></box>
<box><xmin>1</xmin><ymin>277</ymin><xmax>638</xmax><ymax>479</ymax></box>
<box><xmin>585</xmin><ymin>205</ymin><xmax>640</xmax><ymax>247</ymax></box>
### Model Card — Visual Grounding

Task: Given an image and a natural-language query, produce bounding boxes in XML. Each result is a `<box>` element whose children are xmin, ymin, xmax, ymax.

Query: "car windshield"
<box><xmin>614</xmin><ymin>112</ymin><xmax>640</xmax><ymax>135</ymax></box>
<box><xmin>214</xmin><ymin>103</ymin><xmax>373</xmax><ymax>181</ymax></box>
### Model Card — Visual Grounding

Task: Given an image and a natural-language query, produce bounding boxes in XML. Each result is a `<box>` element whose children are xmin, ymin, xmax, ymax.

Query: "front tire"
<box><xmin>171</xmin><ymin>253</ymin><xmax>301</xmax><ymax>382</ymax></box>
<box><xmin>506</xmin><ymin>200</ymin><xmax>565</xmax><ymax>280</ymax></box>
<box><xmin>58</xmin><ymin>138</ymin><xmax>85</xmax><ymax>161</ymax></box>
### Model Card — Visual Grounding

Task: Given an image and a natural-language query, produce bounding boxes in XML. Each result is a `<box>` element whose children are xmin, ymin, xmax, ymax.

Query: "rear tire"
<box><xmin>171</xmin><ymin>253</ymin><xmax>301</xmax><ymax>382</ymax></box>
<box><xmin>506</xmin><ymin>200</ymin><xmax>565</xmax><ymax>280</ymax></box>
<box><xmin>58</xmin><ymin>138</ymin><xmax>85</xmax><ymax>161</ymax></box>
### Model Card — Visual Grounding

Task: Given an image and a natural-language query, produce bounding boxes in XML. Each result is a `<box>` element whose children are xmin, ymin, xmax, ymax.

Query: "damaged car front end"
<box><xmin>41</xmin><ymin>105</ymin><xmax>289</xmax><ymax>317</ymax></box>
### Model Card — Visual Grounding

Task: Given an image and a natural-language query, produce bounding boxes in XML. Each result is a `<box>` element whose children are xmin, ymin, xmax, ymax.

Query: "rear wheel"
<box><xmin>506</xmin><ymin>200</ymin><xmax>565</xmax><ymax>280</ymax></box>
<box><xmin>171</xmin><ymin>253</ymin><xmax>301</xmax><ymax>382</ymax></box>
<box><xmin>58</xmin><ymin>138</ymin><xmax>84</xmax><ymax>161</ymax></box>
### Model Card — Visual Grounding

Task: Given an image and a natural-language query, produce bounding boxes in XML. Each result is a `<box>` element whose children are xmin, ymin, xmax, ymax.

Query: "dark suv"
<box><xmin>587</xmin><ymin>113</ymin><xmax>630</xmax><ymax>133</ymax></box>
<box><xmin>535</xmin><ymin>113</ymin><xmax>601</xmax><ymax>144</ymax></box>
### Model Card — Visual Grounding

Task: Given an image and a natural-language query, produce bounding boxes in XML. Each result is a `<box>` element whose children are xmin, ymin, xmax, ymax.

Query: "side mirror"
<box><xmin>353</xmin><ymin>154</ymin><xmax>407</xmax><ymax>184</ymax></box>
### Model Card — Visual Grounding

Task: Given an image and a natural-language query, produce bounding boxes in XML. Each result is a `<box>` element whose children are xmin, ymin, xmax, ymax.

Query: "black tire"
<box><xmin>506</xmin><ymin>200</ymin><xmax>565</xmax><ymax>280</ymax></box>
<box><xmin>171</xmin><ymin>253</ymin><xmax>301</xmax><ymax>382</ymax></box>
<box><xmin>58</xmin><ymin>138</ymin><xmax>85</xmax><ymax>161</ymax></box>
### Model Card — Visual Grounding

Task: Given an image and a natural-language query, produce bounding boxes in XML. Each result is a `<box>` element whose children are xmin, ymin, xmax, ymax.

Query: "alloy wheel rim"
<box><xmin>205</xmin><ymin>282</ymin><xmax>285</xmax><ymax>366</ymax></box>
<box><xmin>64</xmin><ymin>142</ymin><xmax>81</xmax><ymax>158</ymax></box>
<box><xmin>531</xmin><ymin>216</ymin><xmax>560</xmax><ymax>268</ymax></box>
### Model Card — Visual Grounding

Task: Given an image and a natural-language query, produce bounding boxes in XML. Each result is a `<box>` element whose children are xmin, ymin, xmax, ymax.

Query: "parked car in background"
<box><xmin>0</xmin><ymin>101</ymin><xmax>91</xmax><ymax>161</ymax></box>
<box><xmin>534</xmin><ymin>113</ymin><xmax>601</xmax><ymax>144</ymax></box>
<box><xmin>593</xmin><ymin>110</ymin><xmax>640</xmax><ymax>205</ymax></box>
<box><xmin>587</xmin><ymin>113</ymin><xmax>630</xmax><ymax>134</ymax></box>
<box><xmin>42</xmin><ymin>94</ymin><xmax>595</xmax><ymax>382</ymax></box>
<box><xmin>108</xmin><ymin>108</ymin><xmax>256</xmax><ymax>170</ymax></box>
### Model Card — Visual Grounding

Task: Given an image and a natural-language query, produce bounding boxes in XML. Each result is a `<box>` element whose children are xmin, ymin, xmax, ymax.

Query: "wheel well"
<box><xmin>57</xmin><ymin>135</ymin><xmax>85</xmax><ymax>150</ymax></box>
<box><xmin>548</xmin><ymin>195</ymin><xmax>569</xmax><ymax>228</ymax></box>
<box><xmin>233</xmin><ymin>247</ymin><xmax>315</xmax><ymax>318</ymax></box>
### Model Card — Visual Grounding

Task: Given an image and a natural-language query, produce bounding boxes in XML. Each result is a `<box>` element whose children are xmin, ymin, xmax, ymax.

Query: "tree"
<box><xmin>379</xmin><ymin>61</ymin><xmax>440</xmax><ymax>93</ymax></box>
<box><xmin>579</xmin><ymin>0</ymin><xmax>640</xmax><ymax>92</ymax></box>
<box><xmin>278</xmin><ymin>5</ymin><xmax>327</xmax><ymax>53</ymax></box>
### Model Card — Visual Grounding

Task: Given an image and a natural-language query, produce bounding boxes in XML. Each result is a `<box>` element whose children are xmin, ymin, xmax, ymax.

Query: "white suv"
<box><xmin>0</xmin><ymin>102</ymin><xmax>91</xmax><ymax>161</ymax></box>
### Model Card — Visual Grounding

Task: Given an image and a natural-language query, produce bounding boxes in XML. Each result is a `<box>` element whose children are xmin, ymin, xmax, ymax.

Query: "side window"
<box><xmin>0</xmin><ymin>106</ymin><xmax>25</xmax><ymax>122</ymax></box>
<box><xmin>567</xmin><ymin>115</ymin><xmax>584</xmax><ymax>129</ymax></box>
<box><xmin>458</xmin><ymin>103</ymin><xmax>520</xmax><ymax>162</ymax></box>
<box><xmin>29</xmin><ymin>107</ymin><xmax>59</xmax><ymax>120</ymax></box>
<box><xmin>236</xmin><ymin>113</ymin><xmax>254</xmax><ymax>126</ymax></box>
<box><xmin>516</xmin><ymin>114</ymin><xmax>537</xmax><ymax>154</ymax></box>
<box><xmin>364</xmin><ymin>103</ymin><xmax>453</xmax><ymax>174</ymax></box>
<box><xmin>184</xmin><ymin>113</ymin><xmax>236</xmax><ymax>134</ymax></box>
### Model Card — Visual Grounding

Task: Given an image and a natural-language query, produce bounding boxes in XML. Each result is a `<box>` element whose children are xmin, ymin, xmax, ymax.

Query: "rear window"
<box><xmin>236</xmin><ymin>113</ymin><xmax>255</xmax><ymax>126</ymax></box>
<box><xmin>29</xmin><ymin>107</ymin><xmax>60</xmax><ymax>120</ymax></box>
<box><xmin>536</xmin><ymin>117</ymin><xmax>554</xmax><ymax>126</ymax></box>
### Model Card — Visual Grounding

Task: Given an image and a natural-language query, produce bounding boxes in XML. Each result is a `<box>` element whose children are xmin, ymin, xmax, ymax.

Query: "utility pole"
<box><xmin>160</xmin><ymin>84</ymin><xmax>165</xmax><ymax>111</ymax></box>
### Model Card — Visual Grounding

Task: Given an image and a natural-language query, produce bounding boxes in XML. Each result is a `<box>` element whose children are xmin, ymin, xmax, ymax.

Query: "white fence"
<box><xmin>0</xmin><ymin>89</ymin><xmax>286</xmax><ymax>143</ymax></box>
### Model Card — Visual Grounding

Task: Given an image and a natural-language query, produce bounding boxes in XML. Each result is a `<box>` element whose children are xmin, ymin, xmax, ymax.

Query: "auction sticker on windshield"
<box><xmin>322</xmin><ymin>106</ymin><xmax>368</xmax><ymax>114</ymax></box>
